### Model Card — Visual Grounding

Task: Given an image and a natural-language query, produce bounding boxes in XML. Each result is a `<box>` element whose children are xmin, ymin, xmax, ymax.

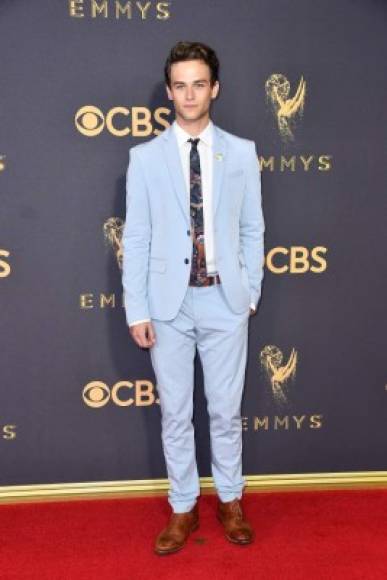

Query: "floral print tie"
<box><xmin>188</xmin><ymin>137</ymin><xmax>211</xmax><ymax>286</ymax></box>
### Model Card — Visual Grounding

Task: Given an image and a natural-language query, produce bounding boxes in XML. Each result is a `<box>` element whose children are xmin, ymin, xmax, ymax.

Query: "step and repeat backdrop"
<box><xmin>0</xmin><ymin>1</ymin><xmax>386</xmax><ymax>487</ymax></box>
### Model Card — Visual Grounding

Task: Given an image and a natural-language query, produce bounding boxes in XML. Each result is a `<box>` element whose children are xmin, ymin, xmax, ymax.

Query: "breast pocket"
<box><xmin>225</xmin><ymin>169</ymin><xmax>245</xmax><ymax>210</ymax></box>
<box><xmin>149</xmin><ymin>257</ymin><xmax>167</xmax><ymax>273</ymax></box>
<box><xmin>227</xmin><ymin>169</ymin><xmax>244</xmax><ymax>180</ymax></box>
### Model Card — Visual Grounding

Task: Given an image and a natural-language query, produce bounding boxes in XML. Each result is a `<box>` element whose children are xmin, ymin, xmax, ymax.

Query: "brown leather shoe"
<box><xmin>154</xmin><ymin>503</ymin><xmax>199</xmax><ymax>555</ymax></box>
<box><xmin>217</xmin><ymin>498</ymin><xmax>254</xmax><ymax>544</ymax></box>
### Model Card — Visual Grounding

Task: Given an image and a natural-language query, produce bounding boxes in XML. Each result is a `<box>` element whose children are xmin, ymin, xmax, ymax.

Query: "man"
<box><xmin>122</xmin><ymin>41</ymin><xmax>265</xmax><ymax>555</ymax></box>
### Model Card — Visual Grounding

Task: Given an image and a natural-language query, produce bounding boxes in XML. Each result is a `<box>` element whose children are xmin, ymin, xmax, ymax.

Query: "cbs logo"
<box><xmin>0</xmin><ymin>155</ymin><xmax>6</xmax><ymax>172</ymax></box>
<box><xmin>266</xmin><ymin>246</ymin><xmax>327</xmax><ymax>274</ymax></box>
<box><xmin>1</xmin><ymin>425</ymin><xmax>16</xmax><ymax>440</ymax></box>
<box><xmin>75</xmin><ymin>105</ymin><xmax>170</xmax><ymax>137</ymax></box>
<box><xmin>0</xmin><ymin>250</ymin><xmax>11</xmax><ymax>278</ymax></box>
<box><xmin>82</xmin><ymin>380</ymin><xmax>160</xmax><ymax>408</ymax></box>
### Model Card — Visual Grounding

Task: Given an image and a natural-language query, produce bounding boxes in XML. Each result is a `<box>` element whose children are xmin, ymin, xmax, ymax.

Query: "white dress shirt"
<box><xmin>128</xmin><ymin>119</ymin><xmax>255</xmax><ymax>327</ymax></box>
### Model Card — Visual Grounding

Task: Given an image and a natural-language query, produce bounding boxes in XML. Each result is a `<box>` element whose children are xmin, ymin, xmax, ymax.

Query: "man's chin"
<box><xmin>177</xmin><ymin>110</ymin><xmax>206</xmax><ymax>123</ymax></box>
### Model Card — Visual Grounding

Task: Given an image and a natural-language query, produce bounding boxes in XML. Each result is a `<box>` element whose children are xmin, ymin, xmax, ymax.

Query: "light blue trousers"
<box><xmin>149</xmin><ymin>283</ymin><xmax>250</xmax><ymax>513</ymax></box>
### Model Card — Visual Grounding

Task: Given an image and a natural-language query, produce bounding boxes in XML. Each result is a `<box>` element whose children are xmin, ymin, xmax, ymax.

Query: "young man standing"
<box><xmin>122</xmin><ymin>41</ymin><xmax>265</xmax><ymax>554</ymax></box>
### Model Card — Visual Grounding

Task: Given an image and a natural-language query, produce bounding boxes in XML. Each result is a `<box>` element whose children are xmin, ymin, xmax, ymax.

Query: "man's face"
<box><xmin>166</xmin><ymin>59</ymin><xmax>219</xmax><ymax>123</ymax></box>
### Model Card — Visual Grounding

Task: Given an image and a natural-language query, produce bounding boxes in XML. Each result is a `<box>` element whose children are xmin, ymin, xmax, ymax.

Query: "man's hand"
<box><xmin>129</xmin><ymin>321</ymin><xmax>156</xmax><ymax>348</ymax></box>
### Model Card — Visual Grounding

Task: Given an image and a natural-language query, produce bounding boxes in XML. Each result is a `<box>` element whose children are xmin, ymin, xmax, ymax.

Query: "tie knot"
<box><xmin>188</xmin><ymin>137</ymin><xmax>200</xmax><ymax>149</ymax></box>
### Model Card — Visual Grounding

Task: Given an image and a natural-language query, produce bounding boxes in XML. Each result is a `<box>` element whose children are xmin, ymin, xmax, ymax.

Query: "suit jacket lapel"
<box><xmin>212</xmin><ymin>124</ymin><xmax>227</xmax><ymax>220</ymax></box>
<box><xmin>161</xmin><ymin>124</ymin><xmax>189</xmax><ymax>226</ymax></box>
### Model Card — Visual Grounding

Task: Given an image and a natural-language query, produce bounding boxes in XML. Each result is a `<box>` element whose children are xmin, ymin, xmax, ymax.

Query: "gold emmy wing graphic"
<box><xmin>260</xmin><ymin>345</ymin><xmax>298</xmax><ymax>404</ymax></box>
<box><xmin>103</xmin><ymin>217</ymin><xmax>124</xmax><ymax>269</ymax></box>
<box><xmin>265</xmin><ymin>74</ymin><xmax>306</xmax><ymax>141</ymax></box>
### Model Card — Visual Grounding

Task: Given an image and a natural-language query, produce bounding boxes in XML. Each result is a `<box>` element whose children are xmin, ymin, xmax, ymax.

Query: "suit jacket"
<box><xmin>122</xmin><ymin>122</ymin><xmax>265</xmax><ymax>326</ymax></box>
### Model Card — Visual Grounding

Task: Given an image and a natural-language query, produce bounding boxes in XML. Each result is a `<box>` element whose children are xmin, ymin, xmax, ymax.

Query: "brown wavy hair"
<box><xmin>164</xmin><ymin>41</ymin><xmax>220</xmax><ymax>88</ymax></box>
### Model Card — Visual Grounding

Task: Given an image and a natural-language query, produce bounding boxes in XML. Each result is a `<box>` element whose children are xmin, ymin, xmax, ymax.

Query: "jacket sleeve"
<box><xmin>121</xmin><ymin>147</ymin><xmax>151</xmax><ymax>326</ymax></box>
<box><xmin>239</xmin><ymin>140</ymin><xmax>265</xmax><ymax>309</ymax></box>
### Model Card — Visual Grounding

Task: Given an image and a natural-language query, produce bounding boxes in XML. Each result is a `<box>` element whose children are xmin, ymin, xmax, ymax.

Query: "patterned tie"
<box><xmin>188</xmin><ymin>137</ymin><xmax>208</xmax><ymax>286</ymax></box>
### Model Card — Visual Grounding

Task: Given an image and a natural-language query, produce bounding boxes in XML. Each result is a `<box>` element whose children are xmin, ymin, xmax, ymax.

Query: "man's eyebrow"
<box><xmin>172</xmin><ymin>79</ymin><xmax>210</xmax><ymax>85</ymax></box>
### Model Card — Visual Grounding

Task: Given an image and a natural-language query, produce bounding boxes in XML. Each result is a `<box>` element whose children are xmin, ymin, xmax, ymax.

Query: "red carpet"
<box><xmin>1</xmin><ymin>489</ymin><xmax>386</xmax><ymax>579</ymax></box>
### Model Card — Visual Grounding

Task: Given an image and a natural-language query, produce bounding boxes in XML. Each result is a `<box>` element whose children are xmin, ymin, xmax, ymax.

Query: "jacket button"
<box><xmin>184</xmin><ymin>258</ymin><xmax>189</xmax><ymax>264</ymax></box>
<box><xmin>186</xmin><ymin>229</ymin><xmax>190</xmax><ymax>236</ymax></box>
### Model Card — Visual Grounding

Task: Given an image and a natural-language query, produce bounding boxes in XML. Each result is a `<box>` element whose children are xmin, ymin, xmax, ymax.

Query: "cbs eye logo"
<box><xmin>82</xmin><ymin>380</ymin><xmax>159</xmax><ymax>408</ymax></box>
<box><xmin>75</xmin><ymin>106</ymin><xmax>104</xmax><ymax>137</ymax></box>
<box><xmin>74</xmin><ymin>105</ymin><xmax>170</xmax><ymax>137</ymax></box>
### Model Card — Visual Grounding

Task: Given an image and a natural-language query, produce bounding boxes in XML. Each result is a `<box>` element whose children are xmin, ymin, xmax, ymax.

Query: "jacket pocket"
<box><xmin>238</xmin><ymin>251</ymin><xmax>246</xmax><ymax>266</ymax></box>
<box><xmin>149</xmin><ymin>257</ymin><xmax>167</xmax><ymax>273</ymax></box>
<box><xmin>227</xmin><ymin>169</ymin><xmax>244</xmax><ymax>179</ymax></box>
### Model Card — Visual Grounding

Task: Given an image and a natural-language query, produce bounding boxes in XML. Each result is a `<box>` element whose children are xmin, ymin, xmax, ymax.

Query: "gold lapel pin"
<box><xmin>215</xmin><ymin>153</ymin><xmax>224</xmax><ymax>161</ymax></box>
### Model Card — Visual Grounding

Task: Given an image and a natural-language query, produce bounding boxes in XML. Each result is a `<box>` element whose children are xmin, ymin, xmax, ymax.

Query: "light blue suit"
<box><xmin>122</xmin><ymin>122</ymin><xmax>265</xmax><ymax>512</ymax></box>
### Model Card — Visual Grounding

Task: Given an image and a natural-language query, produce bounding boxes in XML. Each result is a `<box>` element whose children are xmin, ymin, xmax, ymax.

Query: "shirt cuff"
<box><xmin>128</xmin><ymin>318</ymin><xmax>151</xmax><ymax>327</ymax></box>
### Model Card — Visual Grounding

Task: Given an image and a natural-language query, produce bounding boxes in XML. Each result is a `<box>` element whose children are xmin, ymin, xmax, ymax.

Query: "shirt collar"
<box><xmin>173</xmin><ymin>118</ymin><xmax>213</xmax><ymax>148</ymax></box>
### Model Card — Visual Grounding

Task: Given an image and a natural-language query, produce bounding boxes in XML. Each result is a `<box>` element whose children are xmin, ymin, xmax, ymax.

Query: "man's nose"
<box><xmin>186</xmin><ymin>87</ymin><xmax>194</xmax><ymax>99</ymax></box>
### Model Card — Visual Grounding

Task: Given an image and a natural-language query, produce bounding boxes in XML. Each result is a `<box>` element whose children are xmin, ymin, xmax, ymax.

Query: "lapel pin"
<box><xmin>215</xmin><ymin>153</ymin><xmax>224</xmax><ymax>161</ymax></box>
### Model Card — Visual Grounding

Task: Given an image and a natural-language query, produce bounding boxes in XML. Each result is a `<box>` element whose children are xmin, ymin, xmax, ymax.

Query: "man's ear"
<box><xmin>211</xmin><ymin>81</ymin><xmax>220</xmax><ymax>100</ymax></box>
<box><xmin>166</xmin><ymin>84</ymin><xmax>173</xmax><ymax>100</ymax></box>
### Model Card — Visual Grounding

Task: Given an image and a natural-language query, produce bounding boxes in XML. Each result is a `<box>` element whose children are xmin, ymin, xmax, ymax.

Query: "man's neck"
<box><xmin>175</xmin><ymin>115</ymin><xmax>211</xmax><ymax>137</ymax></box>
